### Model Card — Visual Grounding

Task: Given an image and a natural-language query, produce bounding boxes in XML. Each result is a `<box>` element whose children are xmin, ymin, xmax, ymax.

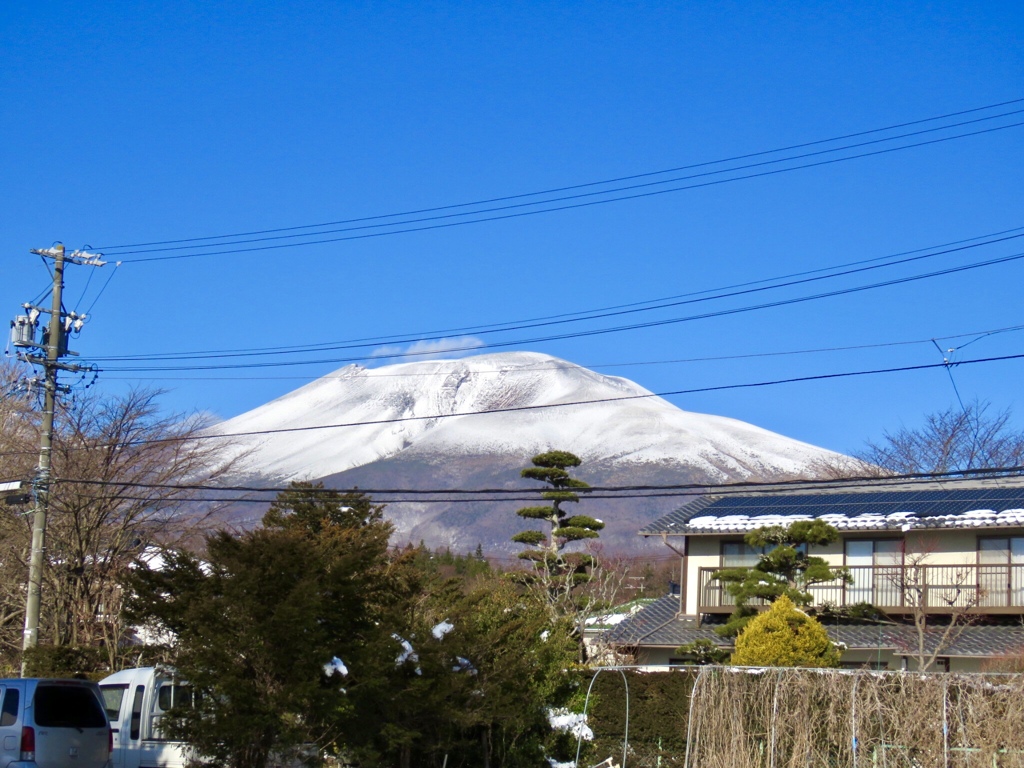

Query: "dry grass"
<box><xmin>679</xmin><ymin>667</ymin><xmax>1024</xmax><ymax>768</ymax></box>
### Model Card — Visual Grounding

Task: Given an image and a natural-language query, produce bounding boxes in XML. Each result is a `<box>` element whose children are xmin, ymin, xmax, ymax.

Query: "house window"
<box><xmin>721</xmin><ymin>541</ymin><xmax>807</xmax><ymax>568</ymax></box>
<box><xmin>977</xmin><ymin>537</ymin><xmax>1024</xmax><ymax>607</ymax></box>
<box><xmin>721</xmin><ymin>542</ymin><xmax>767</xmax><ymax>568</ymax></box>
<box><xmin>844</xmin><ymin>539</ymin><xmax>903</xmax><ymax>566</ymax></box>
<box><xmin>845</xmin><ymin>540</ymin><xmax>903</xmax><ymax>606</ymax></box>
<box><xmin>978</xmin><ymin>537</ymin><xmax>1024</xmax><ymax>565</ymax></box>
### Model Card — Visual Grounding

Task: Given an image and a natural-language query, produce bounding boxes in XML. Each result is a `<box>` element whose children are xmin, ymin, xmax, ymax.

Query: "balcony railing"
<box><xmin>697</xmin><ymin>564</ymin><xmax>1024</xmax><ymax>614</ymax></box>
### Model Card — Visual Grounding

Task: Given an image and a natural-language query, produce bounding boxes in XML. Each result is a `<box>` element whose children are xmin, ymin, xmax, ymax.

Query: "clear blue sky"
<box><xmin>2</xmin><ymin>1</ymin><xmax>1022</xmax><ymax>456</ymax></box>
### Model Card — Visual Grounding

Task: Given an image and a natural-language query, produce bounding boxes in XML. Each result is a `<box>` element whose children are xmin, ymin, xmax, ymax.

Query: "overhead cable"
<box><xmin>109</xmin><ymin>118</ymin><xmax>1024</xmax><ymax>262</ymax></box>
<box><xmin>97</xmin><ymin>247</ymin><xmax>1024</xmax><ymax>371</ymax></box>
<box><xmin>80</xmin><ymin>351</ymin><xmax>1024</xmax><ymax>445</ymax></box>
<box><xmin>96</xmin><ymin>97</ymin><xmax>1024</xmax><ymax>252</ymax></box>
<box><xmin>47</xmin><ymin>466</ymin><xmax>1024</xmax><ymax>505</ymax></box>
<box><xmin>92</xmin><ymin>224</ymin><xmax>1024</xmax><ymax>362</ymax></box>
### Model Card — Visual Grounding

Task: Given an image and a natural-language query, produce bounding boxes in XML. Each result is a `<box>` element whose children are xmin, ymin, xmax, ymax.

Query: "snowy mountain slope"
<box><xmin>210</xmin><ymin>351</ymin><xmax>842</xmax><ymax>483</ymax></box>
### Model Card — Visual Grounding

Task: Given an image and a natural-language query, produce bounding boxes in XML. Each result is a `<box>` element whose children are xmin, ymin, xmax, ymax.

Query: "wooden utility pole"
<box><xmin>21</xmin><ymin>244</ymin><xmax>65</xmax><ymax>667</ymax></box>
<box><xmin>12</xmin><ymin>244</ymin><xmax>105</xmax><ymax>675</ymax></box>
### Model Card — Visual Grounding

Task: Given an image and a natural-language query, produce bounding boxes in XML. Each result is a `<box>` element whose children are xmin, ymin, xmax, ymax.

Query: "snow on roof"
<box><xmin>681</xmin><ymin>507</ymin><xmax>1024</xmax><ymax>533</ymax></box>
<box><xmin>642</xmin><ymin>482</ymin><xmax>1024</xmax><ymax>536</ymax></box>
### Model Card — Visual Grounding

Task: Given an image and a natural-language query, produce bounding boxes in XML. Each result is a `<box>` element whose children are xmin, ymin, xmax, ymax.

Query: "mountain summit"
<box><xmin>211</xmin><ymin>351</ymin><xmax>846</xmax><ymax>550</ymax></box>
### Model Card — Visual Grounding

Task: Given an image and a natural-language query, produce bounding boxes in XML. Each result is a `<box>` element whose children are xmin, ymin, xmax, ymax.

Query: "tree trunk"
<box><xmin>481</xmin><ymin>725</ymin><xmax>491</xmax><ymax>768</ymax></box>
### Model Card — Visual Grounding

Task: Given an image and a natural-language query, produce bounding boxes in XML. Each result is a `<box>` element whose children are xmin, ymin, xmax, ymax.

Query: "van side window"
<box><xmin>101</xmin><ymin>684</ymin><xmax>128</xmax><ymax>722</ymax></box>
<box><xmin>0</xmin><ymin>688</ymin><xmax>18</xmax><ymax>726</ymax></box>
<box><xmin>130</xmin><ymin>685</ymin><xmax>145</xmax><ymax>740</ymax></box>
<box><xmin>157</xmin><ymin>684</ymin><xmax>194</xmax><ymax>712</ymax></box>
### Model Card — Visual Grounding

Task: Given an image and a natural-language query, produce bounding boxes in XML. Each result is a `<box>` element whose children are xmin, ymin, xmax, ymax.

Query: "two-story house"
<box><xmin>605</xmin><ymin>477</ymin><xmax>1024</xmax><ymax>671</ymax></box>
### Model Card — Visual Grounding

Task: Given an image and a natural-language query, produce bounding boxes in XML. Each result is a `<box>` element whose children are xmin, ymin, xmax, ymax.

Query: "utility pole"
<box><xmin>10</xmin><ymin>244</ymin><xmax>104</xmax><ymax>675</ymax></box>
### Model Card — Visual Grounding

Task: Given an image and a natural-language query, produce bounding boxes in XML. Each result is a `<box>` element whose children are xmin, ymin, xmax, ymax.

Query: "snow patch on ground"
<box><xmin>432</xmin><ymin>620</ymin><xmax>454</xmax><ymax>640</ymax></box>
<box><xmin>547</xmin><ymin>708</ymin><xmax>593</xmax><ymax>741</ymax></box>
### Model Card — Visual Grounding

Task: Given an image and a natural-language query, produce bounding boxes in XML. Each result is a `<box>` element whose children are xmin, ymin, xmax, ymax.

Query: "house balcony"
<box><xmin>697</xmin><ymin>565</ymin><xmax>1024</xmax><ymax>616</ymax></box>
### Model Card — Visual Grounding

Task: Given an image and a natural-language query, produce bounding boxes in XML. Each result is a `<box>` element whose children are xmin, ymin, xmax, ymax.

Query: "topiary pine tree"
<box><xmin>714</xmin><ymin>519</ymin><xmax>850</xmax><ymax>637</ymax></box>
<box><xmin>511</xmin><ymin>450</ymin><xmax>604</xmax><ymax>616</ymax></box>
<box><xmin>730</xmin><ymin>594</ymin><xmax>841</xmax><ymax>668</ymax></box>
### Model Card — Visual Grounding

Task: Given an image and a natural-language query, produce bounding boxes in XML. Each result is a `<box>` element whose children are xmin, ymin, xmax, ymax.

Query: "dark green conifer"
<box><xmin>714</xmin><ymin>519</ymin><xmax>850</xmax><ymax>637</ymax></box>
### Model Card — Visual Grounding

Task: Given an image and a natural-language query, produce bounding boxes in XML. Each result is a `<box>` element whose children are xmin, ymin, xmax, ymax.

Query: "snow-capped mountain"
<box><xmin>209</xmin><ymin>352</ymin><xmax>847</xmax><ymax>551</ymax></box>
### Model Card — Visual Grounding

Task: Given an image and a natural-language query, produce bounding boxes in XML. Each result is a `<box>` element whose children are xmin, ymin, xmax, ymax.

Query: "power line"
<box><xmin>109</xmin><ymin>110</ymin><xmax>1024</xmax><ymax>256</ymax></box>
<box><xmin>97</xmin><ymin>247</ymin><xmax>1024</xmax><ymax>371</ymax></box>
<box><xmin>4</xmin><ymin>343</ymin><xmax>1022</xmax><ymax>460</ymax></box>
<box><xmin>93</xmin><ymin>224</ymin><xmax>1024</xmax><ymax>362</ymax></box>
<box><xmin>97</xmin><ymin>98</ymin><xmax>1024</xmax><ymax>253</ymax></box>
<box><xmin>91</xmin><ymin>229</ymin><xmax>1024</xmax><ymax>364</ymax></box>
<box><xmin>97</xmin><ymin>323</ymin><xmax>1024</xmax><ymax>382</ymax></box>
<box><xmin>84</xmin><ymin>351</ymin><xmax>1024</xmax><ymax>446</ymax></box>
<box><xmin>110</xmin><ymin>119</ymin><xmax>1024</xmax><ymax>263</ymax></box>
<box><xmin>48</xmin><ymin>465</ymin><xmax>1024</xmax><ymax>503</ymax></box>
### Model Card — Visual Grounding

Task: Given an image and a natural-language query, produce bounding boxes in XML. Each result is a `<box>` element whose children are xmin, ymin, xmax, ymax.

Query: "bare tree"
<box><xmin>567</xmin><ymin>546</ymin><xmax>634</xmax><ymax>664</ymax></box>
<box><xmin>807</xmin><ymin>401</ymin><xmax>1017</xmax><ymax>671</ymax></box>
<box><xmin>859</xmin><ymin>399</ymin><xmax>1024</xmax><ymax>475</ymax></box>
<box><xmin>0</xmin><ymin>361</ymin><xmax>42</xmax><ymax>666</ymax></box>
<box><xmin>887</xmin><ymin>538</ymin><xmax>983</xmax><ymax>671</ymax></box>
<box><xmin>0</xmin><ymin>370</ymin><xmax>238</xmax><ymax>668</ymax></box>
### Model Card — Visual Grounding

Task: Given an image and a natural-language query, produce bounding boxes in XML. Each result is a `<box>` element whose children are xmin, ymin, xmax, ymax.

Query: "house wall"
<box><xmin>684</xmin><ymin>537</ymin><xmax>720</xmax><ymax>614</ymax></box>
<box><xmin>902</xmin><ymin>529</ymin><xmax>985</xmax><ymax>565</ymax></box>
<box><xmin>676</xmin><ymin>528</ymin><xmax>1009</xmax><ymax>614</ymax></box>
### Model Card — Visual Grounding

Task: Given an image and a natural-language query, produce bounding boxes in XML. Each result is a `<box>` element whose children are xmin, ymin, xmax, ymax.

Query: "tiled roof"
<box><xmin>604</xmin><ymin>596</ymin><xmax>1024</xmax><ymax>658</ymax></box>
<box><xmin>640</xmin><ymin>481</ymin><xmax>1024</xmax><ymax>536</ymax></box>
<box><xmin>604</xmin><ymin>595</ymin><xmax>724</xmax><ymax>647</ymax></box>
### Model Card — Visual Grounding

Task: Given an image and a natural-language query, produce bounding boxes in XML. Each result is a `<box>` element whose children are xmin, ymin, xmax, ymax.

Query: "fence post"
<box><xmin>943</xmin><ymin>676</ymin><xmax>949</xmax><ymax>768</ymax></box>
<box><xmin>683</xmin><ymin>666</ymin><xmax>708</xmax><ymax>768</ymax></box>
<box><xmin>852</xmin><ymin>673</ymin><xmax>860</xmax><ymax>768</ymax></box>
<box><xmin>769</xmin><ymin>669</ymin><xmax>782</xmax><ymax>768</ymax></box>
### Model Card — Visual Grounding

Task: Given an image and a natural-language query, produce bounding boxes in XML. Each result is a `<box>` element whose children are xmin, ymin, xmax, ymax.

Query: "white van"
<box><xmin>99</xmin><ymin>668</ymin><xmax>192</xmax><ymax>768</ymax></box>
<box><xmin>0</xmin><ymin>677</ymin><xmax>111</xmax><ymax>768</ymax></box>
<box><xmin>101</xmin><ymin>668</ymin><xmax>313</xmax><ymax>768</ymax></box>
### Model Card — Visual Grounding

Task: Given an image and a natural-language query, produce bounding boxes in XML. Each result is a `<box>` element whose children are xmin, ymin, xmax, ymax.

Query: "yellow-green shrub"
<box><xmin>731</xmin><ymin>595</ymin><xmax>840</xmax><ymax>668</ymax></box>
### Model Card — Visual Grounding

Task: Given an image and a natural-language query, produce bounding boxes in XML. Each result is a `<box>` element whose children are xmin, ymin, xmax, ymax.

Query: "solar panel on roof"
<box><xmin>665</xmin><ymin>485</ymin><xmax>1024</xmax><ymax>530</ymax></box>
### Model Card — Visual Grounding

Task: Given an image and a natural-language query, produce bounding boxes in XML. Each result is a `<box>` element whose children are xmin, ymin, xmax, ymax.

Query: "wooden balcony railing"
<box><xmin>697</xmin><ymin>564</ymin><xmax>1024</xmax><ymax>615</ymax></box>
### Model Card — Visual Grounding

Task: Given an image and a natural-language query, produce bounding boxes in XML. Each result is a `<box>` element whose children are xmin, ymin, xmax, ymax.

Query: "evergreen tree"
<box><xmin>262</xmin><ymin>480</ymin><xmax>384</xmax><ymax>534</ymax></box>
<box><xmin>125</xmin><ymin>485</ymin><xmax>394</xmax><ymax>768</ymax></box>
<box><xmin>714</xmin><ymin>519</ymin><xmax>849</xmax><ymax>637</ymax></box>
<box><xmin>511</xmin><ymin>450</ymin><xmax>604</xmax><ymax>616</ymax></box>
<box><xmin>730</xmin><ymin>595</ymin><xmax>841</xmax><ymax>668</ymax></box>
<box><xmin>345</xmin><ymin>559</ymin><xmax>578</xmax><ymax>768</ymax></box>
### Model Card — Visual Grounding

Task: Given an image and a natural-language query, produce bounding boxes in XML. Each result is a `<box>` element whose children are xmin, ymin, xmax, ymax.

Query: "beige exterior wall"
<box><xmin>673</xmin><ymin>527</ymin><xmax>1023</xmax><ymax>615</ymax></box>
<box><xmin>683</xmin><ymin>536</ymin><xmax>720</xmax><ymax>614</ymax></box>
<box><xmin>902</xmin><ymin>529</ymin><xmax>984</xmax><ymax>565</ymax></box>
<box><xmin>810</xmin><ymin>538</ymin><xmax>844</xmax><ymax>566</ymax></box>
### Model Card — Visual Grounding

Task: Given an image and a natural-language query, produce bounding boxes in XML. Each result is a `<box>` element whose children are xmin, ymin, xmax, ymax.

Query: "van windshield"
<box><xmin>34</xmin><ymin>684</ymin><xmax>107</xmax><ymax>728</ymax></box>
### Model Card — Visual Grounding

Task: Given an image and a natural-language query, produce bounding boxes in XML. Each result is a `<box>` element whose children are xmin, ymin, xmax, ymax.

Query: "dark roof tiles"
<box><xmin>604</xmin><ymin>596</ymin><xmax>1024</xmax><ymax>658</ymax></box>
